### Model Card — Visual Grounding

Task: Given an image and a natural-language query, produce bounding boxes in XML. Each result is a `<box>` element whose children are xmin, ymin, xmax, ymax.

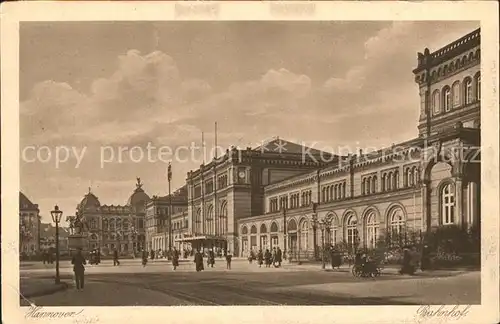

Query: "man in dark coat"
<box><xmin>399</xmin><ymin>246</ymin><xmax>416</xmax><ymax>275</ymax></box>
<box><xmin>113</xmin><ymin>249</ymin><xmax>120</xmax><ymax>266</ymax></box>
<box><xmin>142</xmin><ymin>249</ymin><xmax>148</xmax><ymax>267</ymax></box>
<box><xmin>276</xmin><ymin>247</ymin><xmax>283</xmax><ymax>267</ymax></box>
<box><xmin>71</xmin><ymin>248</ymin><xmax>86</xmax><ymax>290</ymax></box>
<box><xmin>207</xmin><ymin>249</ymin><xmax>215</xmax><ymax>268</ymax></box>
<box><xmin>264</xmin><ymin>249</ymin><xmax>272</xmax><ymax>267</ymax></box>
<box><xmin>225</xmin><ymin>250</ymin><xmax>232</xmax><ymax>269</ymax></box>
<box><xmin>172</xmin><ymin>247</ymin><xmax>180</xmax><ymax>270</ymax></box>
<box><xmin>257</xmin><ymin>249</ymin><xmax>264</xmax><ymax>268</ymax></box>
<box><xmin>194</xmin><ymin>249</ymin><xmax>204</xmax><ymax>272</ymax></box>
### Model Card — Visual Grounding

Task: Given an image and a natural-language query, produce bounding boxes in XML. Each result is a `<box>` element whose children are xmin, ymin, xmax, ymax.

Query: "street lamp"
<box><xmin>311</xmin><ymin>203</ymin><xmax>318</xmax><ymax>260</ymax></box>
<box><xmin>319</xmin><ymin>219</ymin><xmax>326</xmax><ymax>269</ymax></box>
<box><xmin>50</xmin><ymin>205</ymin><xmax>63</xmax><ymax>284</ymax></box>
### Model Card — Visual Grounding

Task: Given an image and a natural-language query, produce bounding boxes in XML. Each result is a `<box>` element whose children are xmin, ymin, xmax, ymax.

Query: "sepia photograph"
<box><xmin>2</xmin><ymin>2</ymin><xmax>499</xmax><ymax>324</ymax></box>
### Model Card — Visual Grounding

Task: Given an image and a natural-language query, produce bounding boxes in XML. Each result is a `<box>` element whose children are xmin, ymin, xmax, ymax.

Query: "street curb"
<box><xmin>21</xmin><ymin>281</ymin><xmax>69</xmax><ymax>299</ymax></box>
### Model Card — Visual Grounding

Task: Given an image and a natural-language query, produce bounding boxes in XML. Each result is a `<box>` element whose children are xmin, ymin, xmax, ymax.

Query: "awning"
<box><xmin>175</xmin><ymin>235</ymin><xmax>227</xmax><ymax>242</ymax></box>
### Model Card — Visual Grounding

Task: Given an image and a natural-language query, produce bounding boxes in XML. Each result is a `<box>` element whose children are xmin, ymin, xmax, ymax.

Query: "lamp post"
<box><xmin>311</xmin><ymin>203</ymin><xmax>318</xmax><ymax>260</ymax></box>
<box><xmin>323</xmin><ymin>216</ymin><xmax>333</xmax><ymax>269</ymax></box>
<box><xmin>319</xmin><ymin>219</ymin><xmax>326</xmax><ymax>269</ymax></box>
<box><xmin>50</xmin><ymin>205</ymin><xmax>63</xmax><ymax>284</ymax></box>
<box><xmin>167</xmin><ymin>163</ymin><xmax>173</xmax><ymax>257</ymax></box>
<box><xmin>282</xmin><ymin>207</ymin><xmax>287</xmax><ymax>259</ymax></box>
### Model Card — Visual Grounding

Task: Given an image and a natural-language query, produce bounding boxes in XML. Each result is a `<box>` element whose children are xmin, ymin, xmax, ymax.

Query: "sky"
<box><xmin>19</xmin><ymin>20</ymin><xmax>479</xmax><ymax>223</ymax></box>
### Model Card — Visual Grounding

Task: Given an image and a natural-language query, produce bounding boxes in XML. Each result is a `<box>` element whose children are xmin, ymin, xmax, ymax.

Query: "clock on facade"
<box><xmin>238</xmin><ymin>171</ymin><xmax>246</xmax><ymax>179</ymax></box>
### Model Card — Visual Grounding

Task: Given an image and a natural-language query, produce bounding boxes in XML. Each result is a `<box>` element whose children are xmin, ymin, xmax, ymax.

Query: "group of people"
<box><xmin>193</xmin><ymin>249</ymin><xmax>233</xmax><ymax>271</ymax></box>
<box><xmin>251</xmin><ymin>247</ymin><xmax>283</xmax><ymax>268</ymax></box>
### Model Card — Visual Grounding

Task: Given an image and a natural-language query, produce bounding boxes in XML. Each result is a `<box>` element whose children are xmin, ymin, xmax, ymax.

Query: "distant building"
<box><xmin>19</xmin><ymin>192</ymin><xmax>41</xmax><ymax>256</ymax></box>
<box><xmin>39</xmin><ymin>223</ymin><xmax>71</xmax><ymax>255</ymax></box>
<box><xmin>182</xmin><ymin>139</ymin><xmax>333</xmax><ymax>256</ymax></box>
<box><xmin>76</xmin><ymin>178</ymin><xmax>149</xmax><ymax>255</ymax></box>
<box><xmin>145</xmin><ymin>185</ymin><xmax>189</xmax><ymax>253</ymax></box>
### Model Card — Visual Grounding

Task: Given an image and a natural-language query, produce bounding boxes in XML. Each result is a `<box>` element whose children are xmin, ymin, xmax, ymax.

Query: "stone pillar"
<box><xmin>454</xmin><ymin>176</ymin><xmax>464</xmax><ymax>227</ymax></box>
<box><xmin>421</xmin><ymin>180</ymin><xmax>430</xmax><ymax>232</ymax></box>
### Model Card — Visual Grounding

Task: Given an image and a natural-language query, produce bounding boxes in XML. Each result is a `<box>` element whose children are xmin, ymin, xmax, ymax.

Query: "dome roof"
<box><xmin>127</xmin><ymin>177</ymin><xmax>150</xmax><ymax>207</ymax></box>
<box><xmin>78</xmin><ymin>191</ymin><xmax>101</xmax><ymax>211</ymax></box>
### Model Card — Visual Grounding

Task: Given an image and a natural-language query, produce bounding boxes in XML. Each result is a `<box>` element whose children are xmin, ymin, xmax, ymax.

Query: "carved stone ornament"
<box><xmin>432</xmin><ymin>140</ymin><xmax>442</xmax><ymax>156</ymax></box>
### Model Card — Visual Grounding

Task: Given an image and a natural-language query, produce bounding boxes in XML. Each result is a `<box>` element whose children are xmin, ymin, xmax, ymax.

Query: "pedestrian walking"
<box><xmin>207</xmin><ymin>249</ymin><xmax>215</xmax><ymax>268</ymax></box>
<box><xmin>142</xmin><ymin>249</ymin><xmax>148</xmax><ymax>267</ymax></box>
<box><xmin>399</xmin><ymin>246</ymin><xmax>416</xmax><ymax>275</ymax></box>
<box><xmin>194</xmin><ymin>249</ymin><xmax>204</xmax><ymax>272</ymax></box>
<box><xmin>257</xmin><ymin>249</ymin><xmax>263</xmax><ymax>268</ymax></box>
<box><xmin>272</xmin><ymin>247</ymin><xmax>277</xmax><ymax>267</ymax></box>
<box><xmin>71</xmin><ymin>248</ymin><xmax>86</xmax><ymax>290</ymax></box>
<box><xmin>264</xmin><ymin>249</ymin><xmax>272</xmax><ymax>267</ymax></box>
<box><xmin>225</xmin><ymin>250</ymin><xmax>232</xmax><ymax>269</ymax></box>
<box><xmin>172</xmin><ymin>247</ymin><xmax>180</xmax><ymax>270</ymax></box>
<box><xmin>276</xmin><ymin>247</ymin><xmax>283</xmax><ymax>267</ymax></box>
<box><xmin>113</xmin><ymin>249</ymin><xmax>120</xmax><ymax>266</ymax></box>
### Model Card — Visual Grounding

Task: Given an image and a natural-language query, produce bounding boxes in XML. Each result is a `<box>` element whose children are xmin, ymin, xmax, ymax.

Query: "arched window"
<box><xmin>394</xmin><ymin>171</ymin><xmax>399</xmax><ymax>189</ymax></box>
<box><xmin>270</xmin><ymin>222</ymin><xmax>278</xmax><ymax>233</ymax></box>
<box><xmin>322</xmin><ymin>188</ymin><xmax>326</xmax><ymax>203</ymax></box>
<box><xmin>287</xmin><ymin>219</ymin><xmax>297</xmax><ymax>232</ymax></box>
<box><xmin>389</xmin><ymin>207</ymin><xmax>405</xmax><ymax>237</ymax></box>
<box><xmin>334</xmin><ymin>185</ymin><xmax>338</xmax><ymax>200</ymax></box>
<box><xmin>250</xmin><ymin>225</ymin><xmax>257</xmax><ymax>234</ymax></box>
<box><xmin>362</xmin><ymin>178</ymin><xmax>366</xmax><ymax>195</ymax></box>
<box><xmin>205</xmin><ymin>205</ymin><xmax>214</xmax><ymax>235</ymax></box>
<box><xmin>371</xmin><ymin>176</ymin><xmax>377</xmax><ymax>194</ymax></box>
<box><xmin>241</xmin><ymin>226</ymin><xmax>248</xmax><ymax>235</ymax></box>
<box><xmin>123</xmin><ymin>219</ymin><xmax>129</xmax><ymax>231</ymax></box>
<box><xmin>464</xmin><ymin>78</ymin><xmax>473</xmax><ymax>104</ymax></box>
<box><xmin>365</xmin><ymin>211</ymin><xmax>379</xmax><ymax>249</ymax></box>
<box><xmin>260</xmin><ymin>224</ymin><xmax>267</xmax><ymax>234</ymax></box>
<box><xmin>443</xmin><ymin>87</ymin><xmax>451</xmax><ymax>112</ymax></box>
<box><xmin>432</xmin><ymin>90</ymin><xmax>440</xmax><ymax>114</ymax></box>
<box><xmin>386</xmin><ymin>172</ymin><xmax>392</xmax><ymax>191</ymax></box>
<box><xmin>219</xmin><ymin>201</ymin><xmax>228</xmax><ymax>235</ymax></box>
<box><xmin>413</xmin><ymin>167</ymin><xmax>419</xmax><ymax>186</ymax></box>
<box><xmin>381</xmin><ymin>174</ymin><xmax>386</xmax><ymax>191</ymax></box>
<box><xmin>475</xmin><ymin>74</ymin><xmax>481</xmax><ymax>101</ymax></box>
<box><xmin>328</xmin><ymin>215</ymin><xmax>339</xmax><ymax>245</ymax></box>
<box><xmin>441</xmin><ymin>183</ymin><xmax>455</xmax><ymax>225</ymax></box>
<box><xmin>345</xmin><ymin>214</ymin><xmax>358</xmax><ymax>249</ymax></box>
<box><xmin>452</xmin><ymin>81</ymin><xmax>460</xmax><ymax>107</ymax></box>
<box><xmin>195</xmin><ymin>208</ymin><xmax>202</xmax><ymax>234</ymax></box>
<box><xmin>90</xmin><ymin>218</ymin><xmax>97</xmax><ymax>229</ymax></box>
<box><xmin>109</xmin><ymin>219</ymin><xmax>115</xmax><ymax>231</ymax></box>
<box><xmin>300</xmin><ymin>220</ymin><xmax>308</xmax><ymax>250</ymax></box>
<box><xmin>406</xmin><ymin>168</ymin><xmax>412</xmax><ymax>187</ymax></box>
<box><xmin>342</xmin><ymin>183</ymin><xmax>346</xmax><ymax>198</ymax></box>
<box><xmin>116</xmin><ymin>218</ymin><xmax>121</xmax><ymax>230</ymax></box>
<box><xmin>329</xmin><ymin>186</ymin><xmax>334</xmax><ymax>201</ymax></box>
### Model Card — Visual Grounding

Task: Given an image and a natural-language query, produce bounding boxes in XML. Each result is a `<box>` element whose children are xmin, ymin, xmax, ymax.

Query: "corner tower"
<box><xmin>413</xmin><ymin>28</ymin><xmax>480</xmax><ymax>137</ymax></box>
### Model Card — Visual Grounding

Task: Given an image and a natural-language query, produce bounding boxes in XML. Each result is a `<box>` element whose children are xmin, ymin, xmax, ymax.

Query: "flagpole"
<box><xmin>201</xmin><ymin>132</ymin><xmax>205</xmax><ymax>241</ymax></box>
<box><xmin>168</xmin><ymin>163</ymin><xmax>172</xmax><ymax>255</ymax></box>
<box><xmin>214</xmin><ymin>122</ymin><xmax>218</xmax><ymax>246</ymax></box>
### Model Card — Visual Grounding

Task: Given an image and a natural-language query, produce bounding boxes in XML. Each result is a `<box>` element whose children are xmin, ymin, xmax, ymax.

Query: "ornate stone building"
<box><xmin>145</xmin><ymin>185</ymin><xmax>188</xmax><ymax>253</ymax></box>
<box><xmin>181</xmin><ymin>140</ymin><xmax>334</xmax><ymax>256</ymax></box>
<box><xmin>19</xmin><ymin>192</ymin><xmax>41</xmax><ymax>256</ymax></box>
<box><xmin>236</xmin><ymin>28</ymin><xmax>481</xmax><ymax>259</ymax></box>
<box><xmin>76</xmin><ymin>178</ymin><xmax>149</xmax><ymax>255</ymax></box>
